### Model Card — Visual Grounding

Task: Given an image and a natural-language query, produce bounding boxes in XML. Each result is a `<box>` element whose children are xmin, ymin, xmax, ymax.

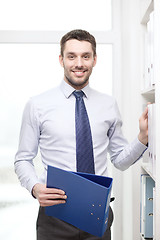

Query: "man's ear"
<box><xmin>93</xmin><ymin>55</ymin><xmax>97</xmax><ymax>67</ymax></box>
<box><xmin>59</xmin><ymin>55</ymin><xmax>64</xmax><ymax>67</ymax></box>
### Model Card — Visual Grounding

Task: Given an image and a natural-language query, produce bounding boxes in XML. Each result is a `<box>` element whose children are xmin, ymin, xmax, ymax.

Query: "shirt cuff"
<box><xmin>26</xmin><ymin>178</ymin><xmax>40</xmax><ymax>196</ymax></box>
<box><xmin>135</xmin><ymin>136</ymin><xmax>148</xmax><ymax>149</ymax></box>
<box><xmin>131</xmin><ymin>136</ymin><xmax>148</xmax><ymax>161</ymax></box>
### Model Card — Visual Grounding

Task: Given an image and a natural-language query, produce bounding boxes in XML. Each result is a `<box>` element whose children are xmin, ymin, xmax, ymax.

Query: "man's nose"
<box><xmin>75</xmin><ymin>57</ymin><xmax>83</xmax><ymax>68</ymax></box>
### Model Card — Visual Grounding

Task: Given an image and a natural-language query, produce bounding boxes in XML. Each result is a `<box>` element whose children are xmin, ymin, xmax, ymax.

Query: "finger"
<box><xmin>40</xmin><ymin>199</ymin><xmax>66</xmax><ymax>207</ymax></box>
<box><xmin>38</xmin><ymin>193</ymin><xmax>67</xmax><ymax>206</ymax></box>
<box><xmin>45</xmin><ymin>188</ymin><xmax>66</xmax><ymax>195</ymax></box>
<box><xmin>142</xmin><ymin>106</ymin><xmax>148</xmax><ymax>118</ymax></box>
<box><xmin>38</xmin><ymin>193</ymin><xmax>67</xmax><ymax>202</ymax></box>
<box><xmin>47</xmin><ymin>193</ymin><xmax>67</xmax><ymax>200</ymax></box>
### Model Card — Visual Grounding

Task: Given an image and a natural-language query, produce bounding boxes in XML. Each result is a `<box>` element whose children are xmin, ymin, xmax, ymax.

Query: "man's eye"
<box><xmin>84</xmin><ymin>55</ymin><xmax>90</xmax><ymax>59</ymax></box>
<box><xmin>68</xmin><ymin>55</ymin><xmax>75</xmax><ymax>59</ymax></box>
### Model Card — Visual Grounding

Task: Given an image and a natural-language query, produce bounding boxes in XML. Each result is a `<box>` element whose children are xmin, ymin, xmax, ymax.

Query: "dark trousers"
<box><xmin>36</xmin><ymin>206</ymin><xmax>114</xmax><ymax>240</ymax></box>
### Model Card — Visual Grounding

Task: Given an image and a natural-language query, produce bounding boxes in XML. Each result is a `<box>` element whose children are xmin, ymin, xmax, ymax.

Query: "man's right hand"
<box><xmin>32</xmin><ymin>183</ymin><xmax>67</xmax><ymax>207</ymax></box>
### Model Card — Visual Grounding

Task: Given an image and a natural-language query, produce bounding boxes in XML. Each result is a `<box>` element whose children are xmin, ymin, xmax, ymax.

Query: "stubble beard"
<box><xmin>65</xmin><ymin>74</ymin><xmax>89</xmax><ymax>88</ymax></box>
<box><xmin>64</xmin><ymin>65</ymin><xmax>93</xmax><ymax>89</ymax></box>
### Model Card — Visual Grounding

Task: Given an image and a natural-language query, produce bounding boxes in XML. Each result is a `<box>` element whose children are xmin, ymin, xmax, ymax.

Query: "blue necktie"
<box><xmin>73</xmin><ymin>91</ymin><xmax>95</xmax><ymax>174</ymax></box>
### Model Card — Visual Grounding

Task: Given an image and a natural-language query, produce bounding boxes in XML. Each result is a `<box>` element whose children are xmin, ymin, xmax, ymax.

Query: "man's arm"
<box><xmin>108</xmin><ymin>100</ymin><xmax>148</xmax><ymax>171</ymax></box>
<box><xmin>14</xmin><ymin>99</ymin><xmax>40</xmax><ymax>192</ymax></box>
<box><xmin>15</xmin><ymin>100</ymin><xmax>67</xmax><ymax>207</ymax></box>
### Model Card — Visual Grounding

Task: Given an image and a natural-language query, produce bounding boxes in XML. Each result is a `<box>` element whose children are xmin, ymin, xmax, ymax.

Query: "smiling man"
<box><xmin>15</xmin><ymin>29</ymin><xmax>148</xmax><ymax>240</ymax></box>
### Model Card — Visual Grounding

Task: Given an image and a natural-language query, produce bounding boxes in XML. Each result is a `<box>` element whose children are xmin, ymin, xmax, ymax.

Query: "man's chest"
<box><xmin>38</xmin><ymin>102</ymin><xmax>113</xmax><ymax>145</ymax></box>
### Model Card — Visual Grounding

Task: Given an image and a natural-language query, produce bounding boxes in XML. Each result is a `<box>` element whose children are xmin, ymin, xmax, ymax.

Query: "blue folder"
<box><xmin>45</xmin><ymin>165</ymin><xmax>113</xmax><ymax>237</ymax></box>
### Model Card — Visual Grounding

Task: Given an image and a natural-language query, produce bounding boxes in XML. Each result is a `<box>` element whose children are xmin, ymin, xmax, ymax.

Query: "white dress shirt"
<box><xmin>15</xmin><ymin>80</ymin><xmax>147</xmax><ymax>193</ymax></box>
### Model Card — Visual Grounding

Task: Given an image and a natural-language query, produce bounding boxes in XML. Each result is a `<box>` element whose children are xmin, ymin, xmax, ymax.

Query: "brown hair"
<box><xmin>60</xmin><ymin>29</ymin><xmax>96</xmax><ymax>57</ymax></box>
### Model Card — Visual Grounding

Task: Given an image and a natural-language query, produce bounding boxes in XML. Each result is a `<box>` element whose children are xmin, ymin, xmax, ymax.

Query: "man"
<box><xmin>15</xmin><ymin>29</ymin><xmax>148</xmax><ymax>240</ymax></box>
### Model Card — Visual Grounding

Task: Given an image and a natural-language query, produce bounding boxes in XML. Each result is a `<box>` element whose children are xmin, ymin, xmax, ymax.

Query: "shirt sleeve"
<box><xmin>14</xmin><ymin>99</ymin><xmax>40</xmax><ymax>193</ymax></box>
<box><xmin>107</xmin><ymin>100</ymin><xmax>147</xmax><ymax>171</ymax></box>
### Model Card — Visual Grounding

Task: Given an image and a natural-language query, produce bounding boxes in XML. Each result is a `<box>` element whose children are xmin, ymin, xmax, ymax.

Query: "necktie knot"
<box><xmin>73</xmin><ymin>91</ymin><xmax>84</xmax><ymax>100</ymax></box>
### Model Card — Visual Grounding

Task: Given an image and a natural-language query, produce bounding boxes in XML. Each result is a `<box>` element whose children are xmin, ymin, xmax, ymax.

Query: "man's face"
<box><xmin>59</xmin><ymin>39</ymin><xmax>97</xmax><ymax>90</ymax></box>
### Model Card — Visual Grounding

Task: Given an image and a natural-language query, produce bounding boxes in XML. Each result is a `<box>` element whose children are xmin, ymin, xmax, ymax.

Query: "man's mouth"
<box><xmin>72</xmin><ymin>69</ymin><xmax>87</xmax><ymax>77</ymax></box>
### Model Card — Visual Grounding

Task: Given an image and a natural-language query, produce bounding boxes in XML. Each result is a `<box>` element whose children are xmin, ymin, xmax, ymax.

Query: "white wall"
<box><xmin>115</xmin><ymin>0</ymin><xmax>143</xmax><ymax>239</ymax></box>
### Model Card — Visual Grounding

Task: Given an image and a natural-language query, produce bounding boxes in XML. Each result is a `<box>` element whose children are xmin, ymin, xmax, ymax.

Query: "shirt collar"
<box><xmin>60</xmin><ymin>79</ymin><xmax>90</xmax><ymax>99</ymax></box>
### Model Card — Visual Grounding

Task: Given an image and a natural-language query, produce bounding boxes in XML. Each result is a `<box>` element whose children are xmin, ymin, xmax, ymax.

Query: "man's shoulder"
<box><xmin>30</xmin><ymin>85</ymin><xmax>61</xmax><ymax>104</ymax></box>
<box><xmin>89</xmin><ymin>87</ymin><xmax>116</xmax><ymax>103</ymax></box>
